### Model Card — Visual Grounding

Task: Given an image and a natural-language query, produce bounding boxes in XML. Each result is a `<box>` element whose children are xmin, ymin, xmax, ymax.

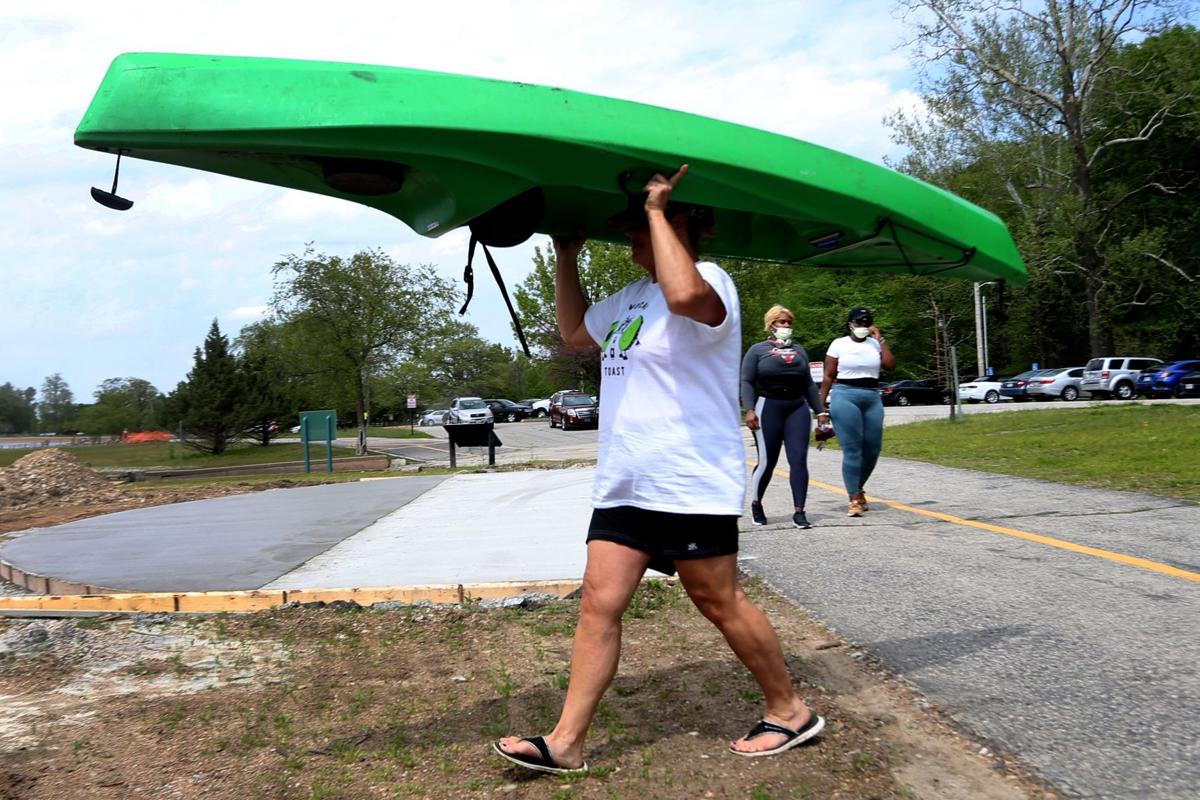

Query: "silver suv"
<box><xmin>447</xmin><ymin>396</ymin><xmax>494</xmax><ymax>424</ymax></box>
<box><xmin>1080</xmin><ymin>357</ymin><xmax>1163</xmax><ymax>400</ymax></box>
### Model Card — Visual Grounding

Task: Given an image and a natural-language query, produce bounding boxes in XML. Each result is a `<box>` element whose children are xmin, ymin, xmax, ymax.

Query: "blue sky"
<box><xmin>1</xmin><ymin>0</ymin><xmax>921</xmax><ymax>403</ymax></box>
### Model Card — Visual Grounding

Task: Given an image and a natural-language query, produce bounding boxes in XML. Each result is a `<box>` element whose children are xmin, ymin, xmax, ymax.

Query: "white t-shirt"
<box><xmin>827</xmin><ymin>335</ymin><xmax>882</xmax><ymax>379</ymax></box>
<box><xmin>583</xmin><ymin>261</ymin><xmax>745</xmax><ymax>515</ymax></box>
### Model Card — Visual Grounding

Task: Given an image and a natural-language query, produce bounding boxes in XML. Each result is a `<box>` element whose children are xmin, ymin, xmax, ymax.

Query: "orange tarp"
<box><xmin>121</xmin><ymin>431</ymin><xmax>173</xmax><ymax>443</ymax></box>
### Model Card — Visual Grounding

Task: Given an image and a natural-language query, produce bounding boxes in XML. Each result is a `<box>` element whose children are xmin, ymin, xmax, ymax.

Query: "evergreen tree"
<box><xmin>165</xmin><ymin>319</ymin><xmax>248</xmax><ymax>455</ymax></box>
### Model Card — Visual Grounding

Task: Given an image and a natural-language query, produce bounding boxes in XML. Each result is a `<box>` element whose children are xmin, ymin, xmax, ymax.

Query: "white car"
<box><xmin>521</xmin><ymin>398</ymin><xmax>551</xmax><ymax>418</ymax></box>
<box><xmin>418</xmin><ymin>409</ymin><xmax>448</xmax><ymax>426</ymax></box>
<box><xmin>958</xmin><ymin>376</ymin><xmax>1012</xmax><ymax>404</ymax></box>
<box><xmin>447</xmin><ymin>397</ymin><xmax>493</xmax><ymax>424</ymax></box>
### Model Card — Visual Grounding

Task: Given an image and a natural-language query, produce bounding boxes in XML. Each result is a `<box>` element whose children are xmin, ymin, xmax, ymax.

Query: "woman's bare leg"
<box><xmin>673</xmin><ymin>554</ymin><xmax>812</xmax><ymax>753</ymax></box>
<box><xmin>497</xmin><ymin>540</ymin><xmax>650</xmax><ymax>767</ymax></box>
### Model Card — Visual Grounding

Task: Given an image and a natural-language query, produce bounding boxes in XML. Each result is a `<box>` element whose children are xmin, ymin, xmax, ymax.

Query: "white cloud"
<box><xmin>268</xmin><ymin>190</ymin><xmax>366</xmax><ymax>224</ymax></box>
<box><xmin>226</xmin><ymin>305</ymin><xmax>268</xmax><ymax>321</ymax></box>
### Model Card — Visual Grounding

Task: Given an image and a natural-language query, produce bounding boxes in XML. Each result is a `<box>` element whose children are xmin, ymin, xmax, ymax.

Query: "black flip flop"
<box><xmin>729</xmin><ymin>714</ymin><xmax>825</xmax><ymax>757</ymax></box>
<box><xmin>492</xmin><ymin>736</ymin><xmax>588</xmax><ymax>775</ymax></box>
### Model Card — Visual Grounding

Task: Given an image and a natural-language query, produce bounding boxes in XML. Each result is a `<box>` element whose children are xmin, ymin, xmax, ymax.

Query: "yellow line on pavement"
<box><xmin>754</xmin><ymin>462</ymin><xmax>1200</xmax><ymax>583</ymax></box>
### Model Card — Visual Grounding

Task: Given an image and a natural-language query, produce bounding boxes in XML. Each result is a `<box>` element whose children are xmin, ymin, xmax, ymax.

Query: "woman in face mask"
<box><xmin>818</xmin><ymin>307</ymin><xmax>895</xmax><ymax>516</ymax></box>
<box><xmin>740</xmin><ymin>305</ymin><xmax>825</xmax><ymax>529</ymax></box>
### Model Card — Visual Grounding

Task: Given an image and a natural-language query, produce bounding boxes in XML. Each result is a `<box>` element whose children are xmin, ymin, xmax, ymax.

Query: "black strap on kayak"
<box><xmin>459</xmin><ymin>233</ymin><xmax>532</xmax><ymax>358</ymax></box>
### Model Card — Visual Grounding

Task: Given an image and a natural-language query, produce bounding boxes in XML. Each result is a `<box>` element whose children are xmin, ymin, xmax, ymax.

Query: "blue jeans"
<box><xmin>828</xmin><ymin>385</ymin><xmax>884</xmax><ymax>495</ymax></box>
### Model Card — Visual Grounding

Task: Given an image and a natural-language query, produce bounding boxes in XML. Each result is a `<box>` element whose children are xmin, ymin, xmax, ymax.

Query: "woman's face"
<box><xmin>770</xmin><ymin>315</ymin><xmax>794</xmax><ymax>338</ymax></box>
<box><xmin>624</xmin><ymin>212</ymin><xmax>690</xmax><ymax>274</ymax></box>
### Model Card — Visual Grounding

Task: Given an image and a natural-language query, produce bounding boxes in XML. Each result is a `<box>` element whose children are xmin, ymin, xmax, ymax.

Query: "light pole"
<box><xmin>973</xmin><ymin>282</ymin><xmax>996</xmax><ymax>377</ymax></box>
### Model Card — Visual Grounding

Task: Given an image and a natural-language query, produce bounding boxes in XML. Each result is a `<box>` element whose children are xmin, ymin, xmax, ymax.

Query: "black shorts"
<box><xmin>586</xmin><ymin>505</ymin><xmax>739</xmax><ymax>577</ymax></box>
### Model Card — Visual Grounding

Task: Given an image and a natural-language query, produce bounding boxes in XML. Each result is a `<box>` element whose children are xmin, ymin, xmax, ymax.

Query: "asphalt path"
<box><xmin>745</xmin><ymin>451</ymin><xmax>1198</xmax><ymax>799</ymax></box>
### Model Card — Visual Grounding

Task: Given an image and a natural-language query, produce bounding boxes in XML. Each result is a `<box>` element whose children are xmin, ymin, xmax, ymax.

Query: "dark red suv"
<box><xmin>549</xmin><ymin>392</ymin><xmax>598</xmax><ymax>430</ymax></box>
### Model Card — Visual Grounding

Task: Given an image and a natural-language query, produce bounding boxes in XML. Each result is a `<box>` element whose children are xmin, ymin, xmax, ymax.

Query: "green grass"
<box><xmin>883</xmin><ymin>404</ymin><xmax>1200</xmax><ymax>501</ymax></box>
<box><xmin>0</xmin><ymin>441</ymin><xmax>357</xmax><ymax>469</ymax></box>
<box><xmin>333</xmin><ymin>426</ymin><xmax>431</xmax><ymax>439</ymax></box>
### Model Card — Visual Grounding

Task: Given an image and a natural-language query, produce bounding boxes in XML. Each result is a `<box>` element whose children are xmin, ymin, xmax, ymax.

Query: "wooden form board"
<box><xmin>0</xmin><ymin>580</ymin><xmax>584</xmax><ymax>614</ymax></box>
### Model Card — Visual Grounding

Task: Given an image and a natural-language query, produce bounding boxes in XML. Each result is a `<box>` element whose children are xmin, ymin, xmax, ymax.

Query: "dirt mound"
<box><xmin>0</xmin><ymin>449</ymin><xmax>123</xmax><ymax>510</ymax></box>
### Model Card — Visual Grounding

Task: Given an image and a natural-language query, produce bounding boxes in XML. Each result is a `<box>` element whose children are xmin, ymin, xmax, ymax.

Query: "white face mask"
<box><xmin>851</xmin><ymin>326</ymin><xmax>871</xmax><ymax>340</ymax></box>
<box><xmin>773</xmin><ymin>326</ymin><xmax>793</xmax><ymax>342</ymax></box>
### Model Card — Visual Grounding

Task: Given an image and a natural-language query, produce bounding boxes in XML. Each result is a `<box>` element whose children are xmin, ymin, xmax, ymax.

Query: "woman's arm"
<box><xmin>871</xmin><ymin>325</ymin><xmax>896</xmax><ymax>370</ymax></box>
<box><xmin>645</xmin><ymin>166</ymin><xmax>726</xmax><ymax>326</ymax></box>
<box><xmin>553</xmin><ymin>234</ymin><xmax>593</xmax><ymax>346</ymax></box>
<box><xmin>740</xmin><ymin>345</ymin><xmax>761</xmax><ymax>430</ymax></box>
<box><xmin>819</xmin><ymin>355</ymin><xmax>838</xmax><ymax>410</ymax></box>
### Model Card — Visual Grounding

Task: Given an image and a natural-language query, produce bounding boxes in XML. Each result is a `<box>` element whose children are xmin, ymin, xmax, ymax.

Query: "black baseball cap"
<box><xmin>847</xmin><ymin>307</ymin><xmax>873</xmax><ymax>325</ymax></box>
<box><xmin>607</xmin><ymin>195</ymin><xmax>714</xmax><ymax>232</ymax></box>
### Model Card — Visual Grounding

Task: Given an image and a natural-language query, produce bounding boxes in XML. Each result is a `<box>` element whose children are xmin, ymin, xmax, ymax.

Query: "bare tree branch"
<box><xmin>1142</xmin><ymin>252</ymin><xmax>1196</xmax><ymax>283</ymax></box>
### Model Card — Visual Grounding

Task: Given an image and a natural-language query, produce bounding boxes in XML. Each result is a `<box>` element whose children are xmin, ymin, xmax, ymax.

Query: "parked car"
<box><xmin>546</xmin><ymin>389</ymin><xmax>581</xmax><ymax>424</ymax></box>
<box><xmin>447</xmin><ymin>397</ymin><xmax>493</xmax><ymax>424</ymax></box>
<box><xmin>958</xmin><ymin>376</ymin><xmax>1012</xmax><ymax>404</ymax></box>
<box><xmin>1025</xmin><ymin>367</ymin><xmax>1089</xmax><ymax>401</ymax></box>
<box><xmin>880</xmin><ymin>379</ymin><xmax>948</xmax><ymax>407</ymax></box>
<box><xmin>1177</xmin><ymin>371</ymin><xmax>1200</xmax><ymax>398</ymax></box>
<box><xmin>484</xmin><ymin>398</ymin><xmax>532</xmax><ymax>422</ymax></box>
<box><xmin>1080</xmin><ymin>356</ymin><xmax>1163</xmax><ymax>400</ymax></box>
<box><xmin>999</xmin><ymin>369</ymin><xmax>1059</xmax><ymax>401</ymax></box>
<box><xmin>418</xmin><ymin>409</ymin><xmax>448</xmax><ymax>426</ymax></box>
<box><xmin>1136</xmin><ymin>359</ymin><xmax>1200</xmax><ymax>398</ymax></box>
<box><xmin>549</xmin><ymin>392</ymin><xmax>599</xmax><ymax>430</ymax></box>
<box><xmin>521</xmin><ymin>398</ymin><xmax>551</xmax><ymax>418</ymax></box>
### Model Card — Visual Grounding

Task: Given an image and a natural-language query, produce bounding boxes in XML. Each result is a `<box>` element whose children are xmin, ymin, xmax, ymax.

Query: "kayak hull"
<box><xmin>75</xmin><ymin>53</ymin><xmax>1026</xmax><ymax>284</ymax></box>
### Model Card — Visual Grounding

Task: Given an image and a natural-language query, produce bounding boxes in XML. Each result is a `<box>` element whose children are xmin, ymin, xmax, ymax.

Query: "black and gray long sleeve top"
<box><xmin>740</xmin><ymin>340</ymin><xmax>823</xmax><ymax>411</ymax></box>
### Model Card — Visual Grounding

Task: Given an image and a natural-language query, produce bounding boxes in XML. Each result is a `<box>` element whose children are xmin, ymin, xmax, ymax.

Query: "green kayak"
<box><xmin>75</xmin><ymin>52</ymin><xmax>1026</xmax><ymax>285</ymax></box>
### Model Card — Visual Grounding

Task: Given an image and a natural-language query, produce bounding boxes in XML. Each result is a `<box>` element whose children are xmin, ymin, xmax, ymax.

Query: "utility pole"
<box><xmin>974</xmin><ymin>281</ymin><xmax>996</xmax><ymax>378</ymax></box>
<box><xmin>973</xmin><ymin>282</ymin><xmax>985</xmax><ymax>377</ymax></box>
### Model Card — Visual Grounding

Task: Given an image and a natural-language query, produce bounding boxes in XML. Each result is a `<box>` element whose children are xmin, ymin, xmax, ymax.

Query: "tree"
<box><xmin>235</xmin><ymin>321</ymin><xmax>302</xmax><ymax>446</ymax></box>
<box><xmin>890</xmin><ymin>1</ymin><xmax>1192</xmax><ymax>356</ymax></box>
<box><xmin>0</xmin><ymin>383</ymin><xmax>37</xmax><ymax>434</ymax></box>
<box><xmin>74</xmin><ymin>377</ymin><xmax>162</xmax><ymax>435</ymax></box>
<box><xmin>271</xmin><ymin>247</ymin><xmax>459</xmax><ymax>454</ymax></box>
<box><xmin>38</xmin><ymin>374</ymin><xmax>74</xmax><ymax>433</ymax></box>
<box><xmin>164</xmin><ymin>320</ymin><xmax>248</xmax><ymax>455</ymax></box>
<box><xmin>513</xmin><ymin>241</ymin><xmax>645</xmax><ymax>394</ymax></box>
<box><xmin>513</xmin><ymin>241</ymin><xmax>645</xmax><ymax>354</ymax></box>
<box><xmin>410</xmin><ymin>320</ymin><xmax>525</xmax><ymax>401</ymax></box>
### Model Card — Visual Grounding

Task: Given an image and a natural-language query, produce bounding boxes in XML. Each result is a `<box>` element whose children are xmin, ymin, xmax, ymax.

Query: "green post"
<box><xmin>326</xmin><ymin>414</ymin><xmax>334</xmax><ymax>472</ymax></box>
<box><xmin>302</xmin><ymin>417</ymin><xmax>311</xmax><ymax>473</ymax></box>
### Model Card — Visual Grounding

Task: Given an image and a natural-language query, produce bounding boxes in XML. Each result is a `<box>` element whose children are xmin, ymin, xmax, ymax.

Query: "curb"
<box><xmin>0</xmin><ymin>580</ymin><xmax>585</xmax><ymax>614</ymax></box>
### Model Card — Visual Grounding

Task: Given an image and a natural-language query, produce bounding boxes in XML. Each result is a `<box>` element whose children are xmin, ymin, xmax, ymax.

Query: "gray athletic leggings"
<box><xmin>750</xmin><ymin>396</ymin><xmax>812</xmax><ymax>509</ymax></box>
<box><xmin>828</xmin><ymin>384</ymin><xmax>884</xmax><ymax>495</ymax></box>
